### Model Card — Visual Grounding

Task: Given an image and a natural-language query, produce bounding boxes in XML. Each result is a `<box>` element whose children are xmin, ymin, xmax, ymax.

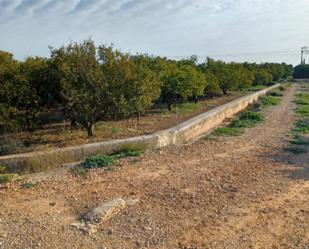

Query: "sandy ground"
<box><xmin>0</xmin><ymin>84</ymin><xmax>308</xmax><ymax>249</ymax></box>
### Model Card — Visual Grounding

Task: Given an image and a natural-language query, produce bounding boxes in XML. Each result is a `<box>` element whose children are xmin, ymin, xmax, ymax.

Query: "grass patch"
<box><xmin>284</xmin><ymin>146</ymin><xmax>307</xmax><ymax>155</ymax></box>
<box><xmin>247</xmin><ymin>85</ymin><xmax>266</xmax><ymax>91</ymax></box>
<box><xmin>0</xmin><ymin>165</ymin><xmax>7</xmax><ymax>174</ymax></box>
<box><xmin>82</xmin><ymin>155</ymin><xmax>114</xmax><ymax>169</ymax></box>
<box><xmin>290</xmin><ymin>136</ymin><xmax>309</xmax><ymax>146</ymax></box>
<box><xmin>296</xmin><ymin>106</ymin><xmax>309</xmax><ymax>117</ymax></box>
<box><xmin>279</xmin><ymin>83</ymin><xmax>291</xmax><ymax>91</ymax></box>
<box><xmin>81</xmin><ymin>149</ymin><xmax>144</xmax><ymax>169</ymax></box>
<box><xmin>211</xmin><ymin>111</ymin><xmax>263</xmax><ymax>137</ymax></box>
<box><xmin>111</xmin><ymin>127</ymin><xmax>123</xmax><ymax>134</ymax></box>
<box><xmin>212</xmin><ymin>127</ymin><xmax>243</xmax><ymax>136</ymax></box>
<box><xmin>174</xmin><ymin>103</ymin><xmax>199</xmax><ymax>114</ymax></box>
<box><xmin>292</xmin><ymin>119</ymin><xmax>309</xmax><ymax>134</ymax></box>
<box><xmin>269</xmin><ymin>91</ymin><xmax>283</xmax><ymax>97</ymax></box>
<box><xmin>261</xmin><ymin>96</ymin><xmax>280</xmax><ymax>106</ymax></box>
<box><xmin>0</xmin><ymin>174</ymin><xmax>16</xmax><ymax>184</ymax></box>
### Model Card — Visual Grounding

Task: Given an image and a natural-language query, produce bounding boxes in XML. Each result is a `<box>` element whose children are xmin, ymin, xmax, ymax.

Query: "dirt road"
<box><xmin>0</xmin><ymin>84</ymin><xmax>308</xmax><ymax>249</ymax></box>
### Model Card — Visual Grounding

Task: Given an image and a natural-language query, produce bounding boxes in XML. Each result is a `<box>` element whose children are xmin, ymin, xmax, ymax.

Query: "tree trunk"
<box><xmin>70</xmin><ymin>119</ymin><xmax>77</xmax><ymax>130</ymax></box>
<box><xmin>167</xmin><ymin>103</ymin><xmax>172</xmax><ymax>111</ymax></box>
<box><xmin>86</xmin><ymin>123</ymin><xmax>94</xmax><ymax>139</ymax></box>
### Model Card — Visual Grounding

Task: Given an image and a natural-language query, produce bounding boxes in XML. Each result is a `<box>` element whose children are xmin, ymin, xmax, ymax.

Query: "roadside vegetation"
<box><xmin>210</xmin><ymin>85</ymin><xmax>288</xmax><ymax>138</ymax></box>
<box><xmin>286</xmin><ymin>89</ymin><xmax>309</xmax><ymax>154</ymax></box>
<box><xmin>72</xmin><ymin>147</ymin><xmax>144</xmax><ymax>176</ymax></box>
<box><xmin>0</xmin><ymin>39</ymin><xmax>294</xmax><ymax>155</ymax></box>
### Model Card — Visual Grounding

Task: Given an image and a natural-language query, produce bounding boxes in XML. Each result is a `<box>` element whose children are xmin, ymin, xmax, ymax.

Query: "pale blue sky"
<box><xmin>0</xmin><ymin>0</ymin><xmax>308</xmax><ymax>64</ymax></box>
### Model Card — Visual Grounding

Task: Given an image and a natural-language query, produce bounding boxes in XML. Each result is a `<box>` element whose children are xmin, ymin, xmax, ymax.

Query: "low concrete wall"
<box><xmin>0</xmin><ymin>84</ymin><xmax>279</xmax><ymax>174</ymax></box>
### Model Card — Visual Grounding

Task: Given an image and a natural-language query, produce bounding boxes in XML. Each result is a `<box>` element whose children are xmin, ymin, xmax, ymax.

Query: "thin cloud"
<box><xmin>0</xmin><ymin>0</ymin><xmax>308</xmax><ymax>65</ymax></box>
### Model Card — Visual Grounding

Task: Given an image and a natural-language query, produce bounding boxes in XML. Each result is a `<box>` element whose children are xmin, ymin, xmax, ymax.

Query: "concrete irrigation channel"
<box><xmin>0</xmin><ymin>84</ymin><xmax>279</xmax><ymax>174</ymax></box>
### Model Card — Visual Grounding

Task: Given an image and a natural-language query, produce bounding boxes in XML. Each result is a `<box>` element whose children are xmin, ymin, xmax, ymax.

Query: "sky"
<box><xmin>0</xmin><ymin>0</ymin><xmax>309</xmax><ymax>65</ymax></box>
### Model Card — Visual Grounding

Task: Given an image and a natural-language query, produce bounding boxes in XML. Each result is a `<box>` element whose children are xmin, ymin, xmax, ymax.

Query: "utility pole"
<box><xmin>301</xmin><ymin>46</ymin><xmax>309</xmax><ymax>64</ymax></box>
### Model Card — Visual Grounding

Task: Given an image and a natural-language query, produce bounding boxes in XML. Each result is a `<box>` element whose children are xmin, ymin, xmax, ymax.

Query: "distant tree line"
<box><xmin>0</xmin><ymin>39</ymin><xmax>293</xmax><ymax>137</ymax></box>
<box><xmin>293</xmin><ymin>64</ymin><xmax>309</xmax><ymax>79</ymax></box>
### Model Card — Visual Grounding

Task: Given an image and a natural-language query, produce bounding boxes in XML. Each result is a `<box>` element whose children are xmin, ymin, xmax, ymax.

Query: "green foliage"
<box><xmin>21</xmin><ymin>182</ymin><xmax>35</xmax><ymax>189</ymax></box>
<box><xmin>82</xmin><ymin>149</ymin><xmax>144</xmax><ymax>169</ymax></box>
<box><xmin>111</xmin><ymin>127</ymin><xmax>123</xmax><ymax>134</ymax></box>
<box><xmin>247</xmin><ymin>85</ymin><xmax>266</xmax><ymax>91</ymax></box>
<box><xmin>293</xmin><ymin>119</ymin><xmax>309</xmax><ymax>134</ymax></box>
<box><xmin>160</xmin><ymin>63</ymin><xmax>206</xmax><ymax>110</ymax></box>
<box><xmin>212</xmin><ymin>127</ymin><xmax>243</xmax><ymax>136</ymax></box>
<box><xmin>82</xmin><ymin>154</ymin><xmax>114</xmax><ymax>169</ymax></box>
<box><xmin>290</xmin><ymin>136</ymin><xmax>309</xmax><ymax>146</ymax></box>
<box><xmin>0</xmin><ymin>174</ymin><xmax>16</xmax><ymax>184</ymax></box>
<box><xmin>212</xmin><ymin>110</ymin><xmax>263</xmax><ymax>137</ymax></box>
<box><xmin>284</xmin><ymin>146</ymin><xmax>307</xmax><ymax>155</ymax></box>
<box><xmin>269</xmin><ymin>90</ymin><xmax>283</xmax><ymax>97</ymax></box>
<box><xmin>0</xmin><ymin>165</ymin><xmax>6</xmax><ymax>173</ymax></box>
<box><xmin>0</xmin><ymin>42</ymin><xmax>293</xmax><ymax>139</ymax></box>
<box><xmin>99</xmin><ymin>49</ymin><xmax>162</xmax><ymax>120</ymax></box>
<box><xmin>174</xmin><ymin>103</ymin><xmax>199</xmax><ymax>114</ymax></box>
<box><xmin>231</xmin><ymin>111</ymin><xmax>263</xmax><ymax>128</ymax></box>
<box><xmin>51</xmin><ymin>39</ymin><xmax>108</xmax><ymax>138</ymax></box>
<box><xmin>296</xmin><ymin>106</ymin><xmax>309</xmax><ymax>117</ymax></box>
<box><xmin>293</xmin><ymin>64</ymin><xmax>309</xmax><ymax>79</ymax></box>
<box><xmin>261</xmin><ymin>96</ymin><xmax>280</xmax><ymax>106</ymax></box>
<box><xmin>253</xmin><ymin>69</ymin><xmax>272</xmax><ymax>85</ymax></box>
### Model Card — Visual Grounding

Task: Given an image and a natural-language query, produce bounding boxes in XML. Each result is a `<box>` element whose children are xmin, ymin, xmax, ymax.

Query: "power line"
<box><xmin>165</xmin><ymin>49</ymin><xmax>299</xmax><ymax>59</ymax></box>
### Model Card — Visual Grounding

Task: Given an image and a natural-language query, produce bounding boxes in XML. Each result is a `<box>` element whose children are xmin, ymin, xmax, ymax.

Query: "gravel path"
<box><xmin>0</xmin><ymin>84</ymin><xmax>308</xmax><ymax>249</ymax></box>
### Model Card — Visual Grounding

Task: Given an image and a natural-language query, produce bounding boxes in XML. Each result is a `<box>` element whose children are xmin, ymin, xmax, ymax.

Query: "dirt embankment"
<box><xmin>0</xmin><ymin>84</ymin><xmax>308</xmax><ymax>249</ymax></box>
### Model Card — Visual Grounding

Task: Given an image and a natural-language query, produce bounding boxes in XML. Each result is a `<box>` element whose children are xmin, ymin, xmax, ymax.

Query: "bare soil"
<box><xmin>0</xmin><ymin>84</ymin><xmax>308</xmax><ymax>249</ymax></box>
<box><xmin>0</xmin><ymin>91</ymin><xmax>249</xmax><ymax>155</ymax></box>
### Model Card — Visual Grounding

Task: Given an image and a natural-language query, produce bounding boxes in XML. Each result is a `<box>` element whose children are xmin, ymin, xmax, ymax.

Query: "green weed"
<box><xmin>0</xmin><ymin>174</ymin><xmax>16</xmax><ymax>184</ymax></box>
<box><xmin>21</xmin><ymin>182</ymin><xmax>35</xmax><ymax>189</ymax></box>
<box><xmin>284</xmin><ymin>146</ymin><xmax>307</xmax><ymax>155</ymax></box>
<box><xmin>261</xmin><ymin>96</ymin><xmax>280</xmax><ymax>106</ymax></box>
<box><xmin>212</xmin><ymin>127</ymin><xmax>243</xmax><ymax>136</ymax></box>
<box><xmin>82</xmin><ymin>149</ymin><xmax>144</xmax><ymax>169</ymax></box>
<box><xmin>247</xmin><ymin>85</ymin><xmax>266</xmax><ymax>91</ymax></box>
<box><xmin>174</xmin><ymin>103</ymin><xmax>199</xmax><ymax>114</ymax></box>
